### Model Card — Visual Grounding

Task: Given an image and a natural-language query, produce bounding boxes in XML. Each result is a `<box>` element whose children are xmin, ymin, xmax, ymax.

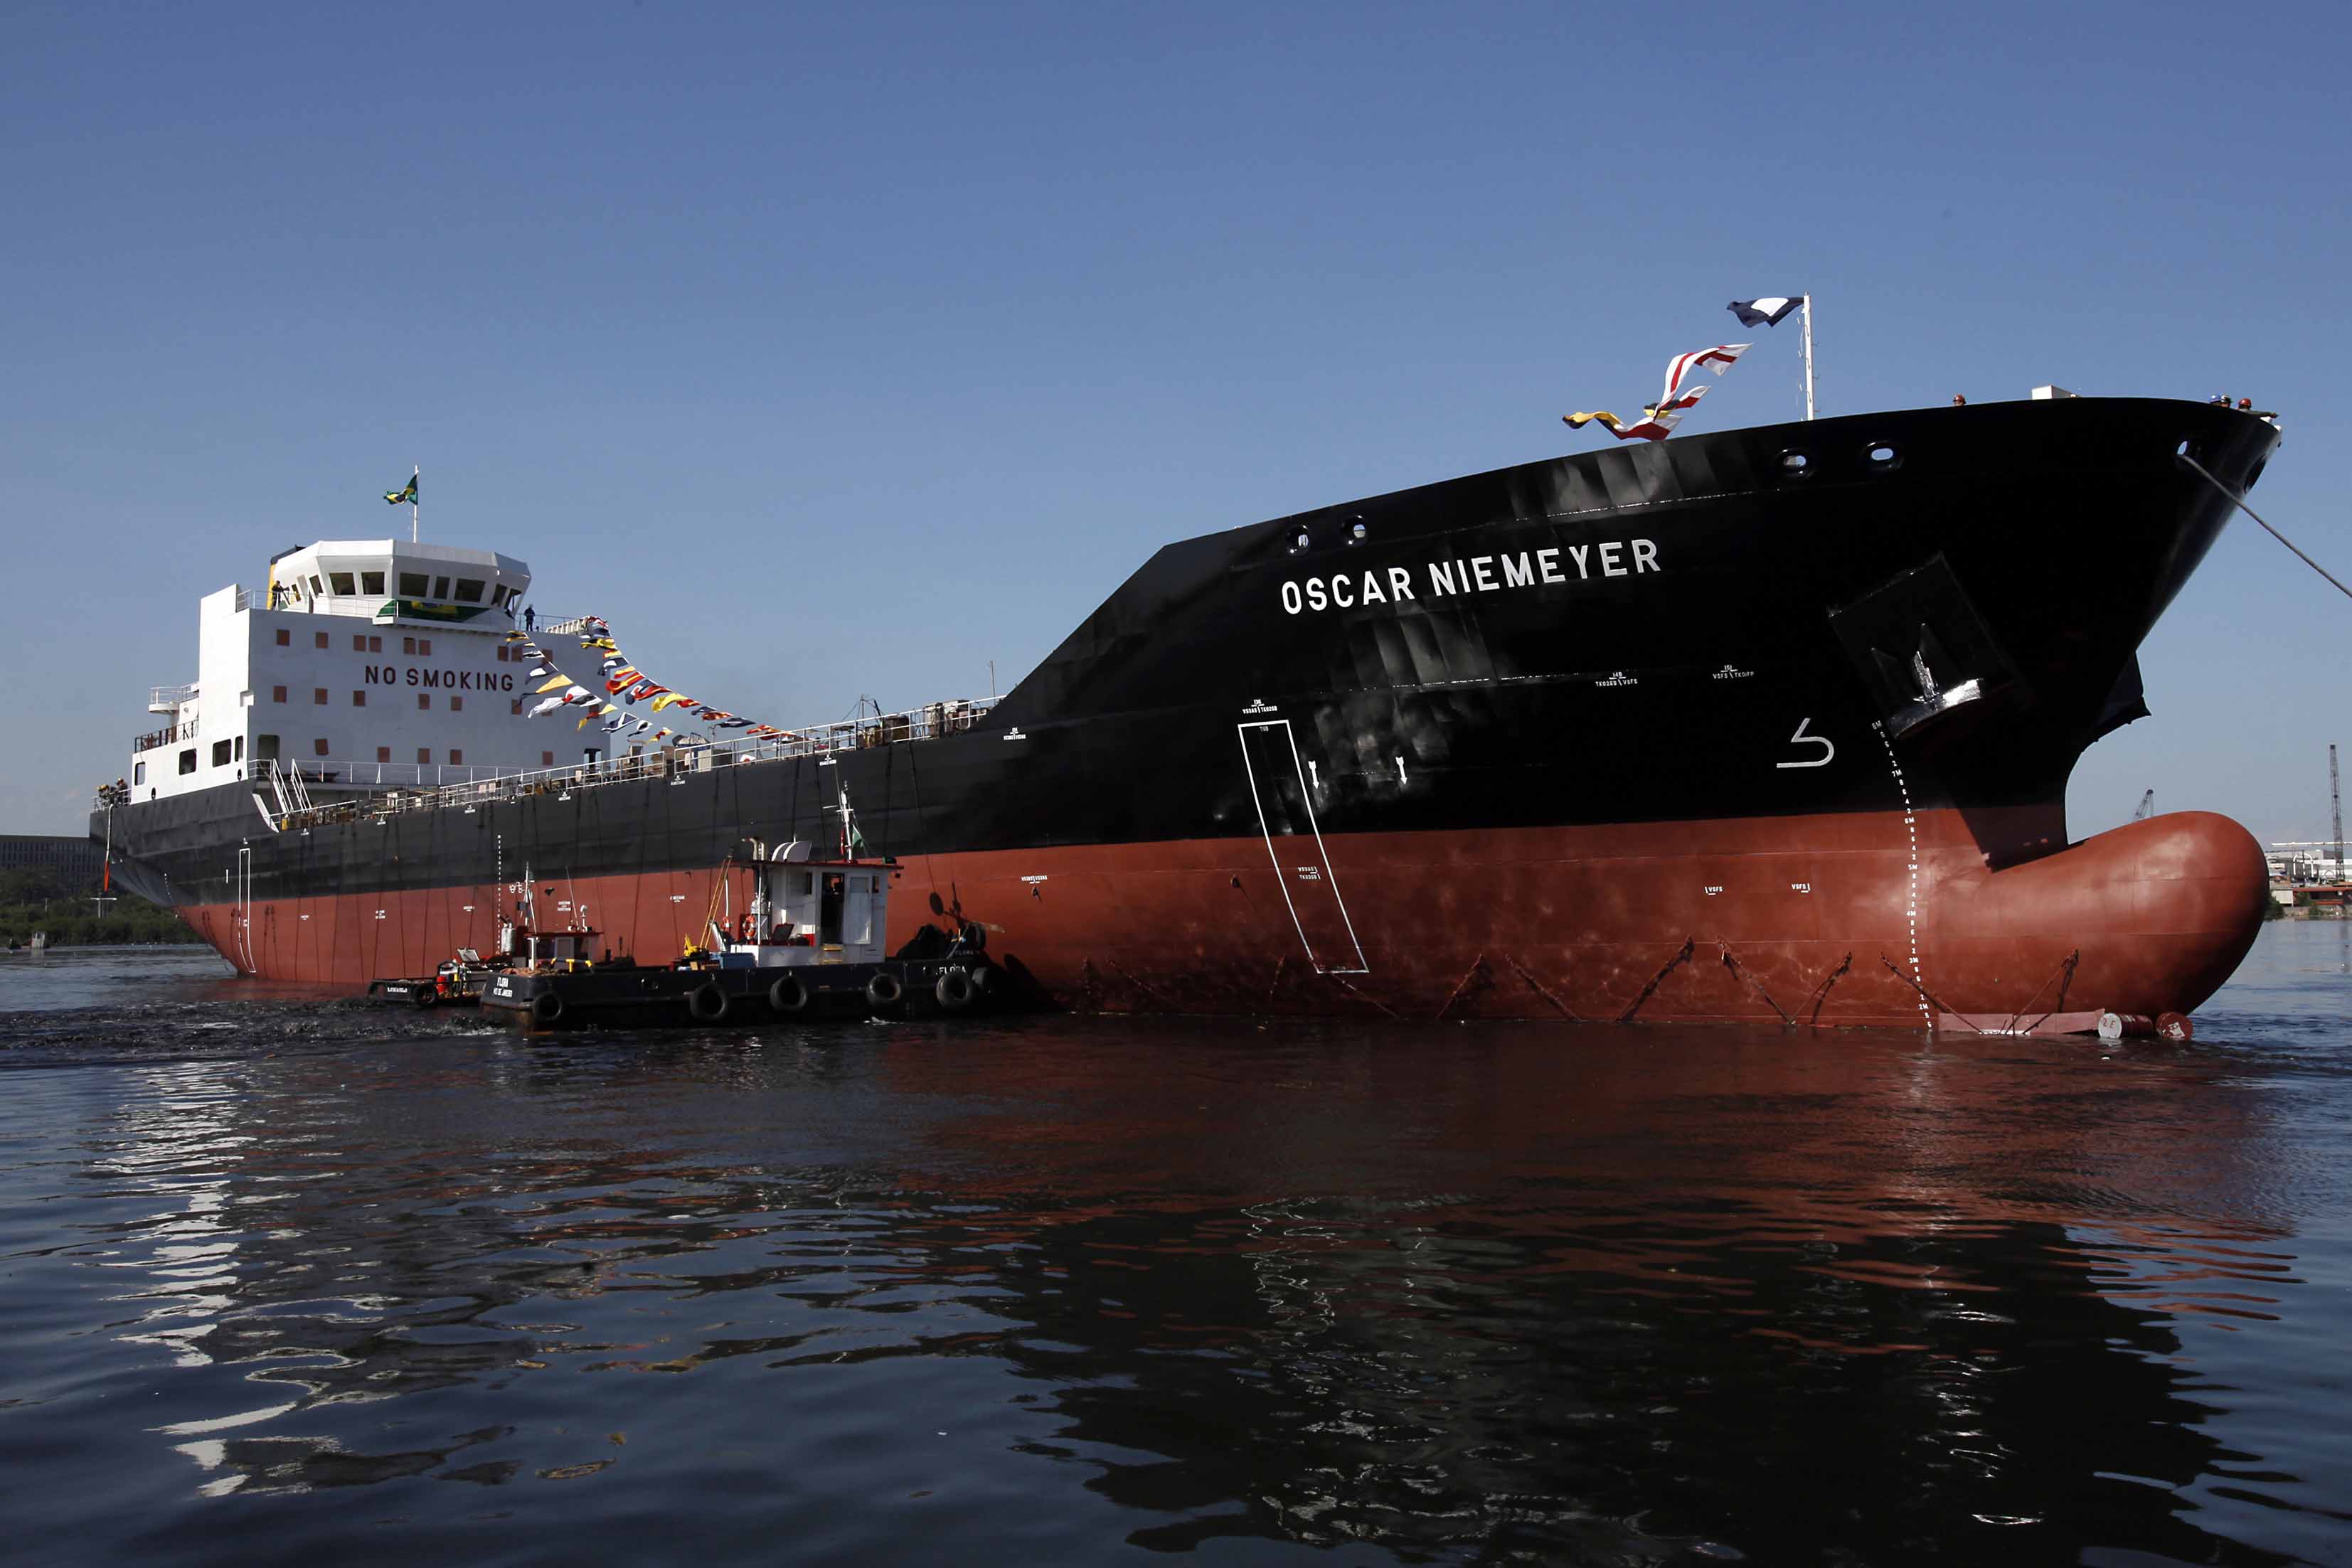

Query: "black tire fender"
<box><xmin>865</xmin><ymin>971</ymin><xmax>904</xmax><ymax>1010</ymax></box>
<box><xmin>768</xmin><ymin>974</ymin><xmax>810</xmax><ymax>1015</ymax></box>
<box><xmin>411</xmin><ymin>985</ymin><xmax>437</xmax><ymax>1008</ymax></box>
<box><xmin>933</xmin><ymin>968</ymin><xmax>974</xmax><ymax>1011</ymax></box>
<box><xmin>688</xmin><ymin>981</ymin><xmax>730</xmax><ymax>1023</ymax></box>
<box><xmin>529</xmin><ymin>989</ymin><xmax>565</xmax><ymax>1027</ymax></box>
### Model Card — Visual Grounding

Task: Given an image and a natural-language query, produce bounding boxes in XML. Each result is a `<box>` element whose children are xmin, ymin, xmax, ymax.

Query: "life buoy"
<box><xmin>688</xmin><ymin>981</ymin><xmax>730</xmax><ymax>1022</ymax></box>
<box><xmin>865</xmin><ymin>971</ymin><xmax>903</xmax><ymax>1010</ymax></box>
<box><xmin>768</xmin><ymin>974</ymin><xmax>810</xmax><ymax>1014</ymax></box>
<box><xmin>735</xmin><ymin>912</ymin><xmax>757</xmax><ymax>942</ymax></box>
<box><xmin>933</xmin><ymin>968</ymin><xmax>974</xmax><ymax>1012</ymax></box>
<box><xmin>529</xmin><ymin>990</ymin><xmax>565</xmax><ymax>1027</ymax></box>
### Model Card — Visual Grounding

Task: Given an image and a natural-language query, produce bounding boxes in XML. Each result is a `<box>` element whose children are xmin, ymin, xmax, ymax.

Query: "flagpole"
<box><xmin>410</xmin><ymin>464</ymin><xmax>419</xmax><ymax>545</ymax></box>
<box><xmin>1801</xmin><ymin>297</ymin><xmax>1816</xmax><ymax>421</ymax></box>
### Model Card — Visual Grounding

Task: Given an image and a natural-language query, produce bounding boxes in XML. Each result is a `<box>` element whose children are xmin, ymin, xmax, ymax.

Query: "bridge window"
<box><xmin>307</xmin><ymin>576</ymin><xmax>324</xmax><ymax>597</ymax></box>
<box><xmin>360</xmin><ymin>571</ymin><xmax>385</xmax><ymax>595</ymax></box>
<box><xmin>329</xmin><ymin>572</ymin><xmax>356</xmax><ymax>595</ymax></box>
<box><xmin>400</xmin><ymin>572</ymin><xmax>428</xmax><ymax>597</ymax></box>
<box><xmin>455</xmin><ymin>578</ymin><xmax>484</xmax><ymax>603</ymax></box>
<box><xmin>432</xmin><ymin>576</ymin><xmax>450</xmax><ymax>599</ymax></box>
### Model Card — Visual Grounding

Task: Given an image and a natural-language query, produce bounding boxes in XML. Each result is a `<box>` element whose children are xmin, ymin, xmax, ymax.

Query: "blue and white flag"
<box><xmin>1728</xmin><ymin>297</ymin><xmax>1802</xmax><ymax>328</ymax></box>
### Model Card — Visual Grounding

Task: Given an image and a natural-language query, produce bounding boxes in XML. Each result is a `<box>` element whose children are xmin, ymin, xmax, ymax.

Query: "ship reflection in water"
<box><xmin>1</xmin><ymin>932</ymin><xmax>2346</xmax><ymax>1566</ymax></box>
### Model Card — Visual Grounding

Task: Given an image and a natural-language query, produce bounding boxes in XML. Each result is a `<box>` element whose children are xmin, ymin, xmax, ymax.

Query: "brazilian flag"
<box><xmin>384</xmin><ymin>472</ymin><xmax>418</xmax><ymax>506</ymax></box>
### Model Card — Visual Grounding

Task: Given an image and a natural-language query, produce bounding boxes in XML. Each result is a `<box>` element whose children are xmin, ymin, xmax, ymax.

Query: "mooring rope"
<box><xmin>2181</xmin><ymin>452</ymin><xmax>2352</xmax><ymax>604</ymax></box>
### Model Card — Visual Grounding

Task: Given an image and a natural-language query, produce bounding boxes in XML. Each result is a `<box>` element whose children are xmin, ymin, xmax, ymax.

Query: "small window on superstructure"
<box><xmin>352</xmin><ymin>690</ymin><xmax>366</xmax><ymax>707</ymax></box>
<box><xmin>352</xmin><ymin>634</ymin><xmax>368</xmax><ymax>651</ymax></box>
<box><xmin>417</xmin><ymin>748</ymin><xmax>430</xmax><ymax>764</ymax></box>
<box><xmin>417</xmin><ymin>693</ymin><xmax>430</xmax><ymax>710</ymax></box>
<box><xmin>179</xmin><ymin>749</ymin><xmax>197</xmax><ymax>774</ymax></box>
<box><xmin>275</xmin><ymin>629</ymin><xmax>289</xmax><ymax>646</ymax></box>
<box><xmin>360</xmin><ymin>571</ymin><xmax>385</xmax><ymax>595</ymax></box>
<box><xmin>418</xmin><ymin>638</ymin><xmax>432</xmax><ymax>656</ymax></box>
<box><xmin>314</xmin><ymin>738</ymin><xmax>329</xmax><ymax>757</ymax></box>
<box><xmin>450</xmin><ymin>695</ymin><xmax>462</xmax><ymax>713</ymax></box>
<box><xmin>329</xmin><ymin>572</ymin><xmax>356</xmax><ymax>595</ymax></box>
<box><xmin>272</xmin><ymin>686</ymin><xmax>287</xmax><ymax>703</ymax></box>
<box><xmin>376</xmin><ymin>747</ymin><xmax>390</xmax><ymax>763</ymax></box>
<box><xmin>313</xmin><ymin>687</ymin><xmax>327</xmax><ymax>705</ymax></box>
<box><xmin>400</xmin><ymin>572</ymin><xmax>428</xmax><ymax>597</ymax></box>
<box><xmin>134</xmin><ymin>762</ymin><xmax>145</xmax><ymax>785</ymax></box>
<box><xmin>455</xmin><ymin>578</ymin><xmax>484</xmax><ymax>603</ymax></box>
<box><xmin>211</xmin><ymin>740</ymin><xmax>231</xmax><ymax>767</ymax></box>
<box><xmin>403</xmin><ymin>636</ymin><xmax>415</xmax><ymax>654</ymax></box>
<box><xmin>314</xmin><ymin>632</ymin><xmax>329</xmax><ymax>649</ymax></box>
<box><xmin>511</xmin><ymin>698</ymin><xmax>522</xmax><ymax>714</ymax></box>
<box><xmin>449</xmin><ymin>749</ymin><xmax>463</xmax><ymax>765</ymax></box>
<box><xmin>254</xmin><ymin>735</ymin><xmax>277</xmax><ymax>759</ymax></box>
<box><xmin>309</xmin><ymin>576</ymin><xmax>324</xmax><ymax>597</ymax></box>
<box><xmin>541</xmin><ymin>751</ymin><xmax>554</xmax><ymax>766</ymax></box>
<box><xmin>233</xmin><ymin>737</ymin><xmax>243</xmax><ymax>761</ymax></box>
<box><xmin>368</xmin><ymin>636</ymin><xmax>382</xmax><ymax>653</ymax></box>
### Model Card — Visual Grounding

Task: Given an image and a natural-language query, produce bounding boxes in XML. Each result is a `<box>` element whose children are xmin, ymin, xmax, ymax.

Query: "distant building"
<box><xmin>0</xmin><ymin>834</ymin><xmax>106</xmax><ymax>887</ymax></box>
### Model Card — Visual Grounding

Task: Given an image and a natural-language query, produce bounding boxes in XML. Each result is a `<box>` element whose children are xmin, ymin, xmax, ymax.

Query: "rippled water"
<box><xmin>2</xmin><ymin>927</ymin><xmax>2348</xmax><ymax>1565</ymax></box>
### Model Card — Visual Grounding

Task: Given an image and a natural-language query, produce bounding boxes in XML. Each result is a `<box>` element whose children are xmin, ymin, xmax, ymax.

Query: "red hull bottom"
<box><xmin>179</xmin><ymin>809</ymin><xmax>2269</xmax><ymax>1028</ymax></box>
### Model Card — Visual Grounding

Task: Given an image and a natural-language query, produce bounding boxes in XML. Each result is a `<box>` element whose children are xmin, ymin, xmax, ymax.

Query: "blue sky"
<box><xmin>5</xmin><ymin>1</ymin><xmax>2344</xmax><ymax>843</ymax></box>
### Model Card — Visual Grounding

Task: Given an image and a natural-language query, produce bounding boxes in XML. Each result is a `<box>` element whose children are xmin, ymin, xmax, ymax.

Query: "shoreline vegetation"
<box><xmin>1</xmin><ymin>868</ymin><xmax>201</xmax><ymax>948</ymax></box>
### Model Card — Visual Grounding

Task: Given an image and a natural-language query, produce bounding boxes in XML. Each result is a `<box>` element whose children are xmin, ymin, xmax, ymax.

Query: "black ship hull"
<box><xmin>97</xmin><ymin>398</ymin><xmax>2281</xmax><ymax>1024</ymax></box>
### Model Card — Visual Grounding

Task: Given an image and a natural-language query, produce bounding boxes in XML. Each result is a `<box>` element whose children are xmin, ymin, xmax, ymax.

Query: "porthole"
<box><xmin>1289</xmin><ymin>529</ymin><xmax>1311</xmax><ymax>553</ymax></box>
<box><xmin>1779</xmin><ymin>450</ymin><xmax>1811</xmax><ymax>476</ymax></box>
<box><xmin>1866</xmin><ymin>443</ymin><xmax>1900</xmax><ymax>470</ymax></box>
<box><xmin>1348</xmin><ymin>521</ymin><xmax>1368</xmax><ymax>545</ymax></box>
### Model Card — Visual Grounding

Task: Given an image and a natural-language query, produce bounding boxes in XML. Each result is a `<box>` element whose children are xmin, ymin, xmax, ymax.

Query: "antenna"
<box><xmin>2333</xmin><ymin>744</ymin><xmax>2344</xmax><ymax>887</ymax></box>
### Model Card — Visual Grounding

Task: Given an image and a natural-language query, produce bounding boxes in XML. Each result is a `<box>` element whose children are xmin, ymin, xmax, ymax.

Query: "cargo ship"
<box><xmin>92</xmin><ymin>396</ymin><xmax>2281</xmax><ymax>1026</ymax></box>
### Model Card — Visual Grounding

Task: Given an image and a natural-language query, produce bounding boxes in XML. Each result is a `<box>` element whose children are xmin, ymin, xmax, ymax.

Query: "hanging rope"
<box><xmin>2181</xmin><ymin>452</ymin><xmax>2352</xmax><ymax>604</ymax></box>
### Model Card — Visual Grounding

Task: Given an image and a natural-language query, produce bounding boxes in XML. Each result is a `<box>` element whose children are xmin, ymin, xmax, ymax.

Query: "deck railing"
<box><xmin>272</xmin><ymin>694</ymin><xmax>1002</xmax><ymax>830</ymax></box>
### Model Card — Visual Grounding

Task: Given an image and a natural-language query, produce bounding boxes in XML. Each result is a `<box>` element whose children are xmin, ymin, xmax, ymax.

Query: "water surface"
<box><xmin>1</xmin><ymin>927</ymin><xmax>2347</xmax><ymax>1564</ymax></box>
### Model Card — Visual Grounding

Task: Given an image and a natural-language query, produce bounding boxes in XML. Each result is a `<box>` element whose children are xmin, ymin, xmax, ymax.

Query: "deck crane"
<box><xmin>2132</xmin><ymin>789</ymin><xmax>2155</xmax><ymax>821</ymax></box>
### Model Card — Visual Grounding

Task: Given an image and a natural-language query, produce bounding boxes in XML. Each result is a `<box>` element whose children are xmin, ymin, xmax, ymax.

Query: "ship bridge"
<box><xmin>125</xmin><ymin>538</ymin><xmax>604</xmax><ymax>809</ymax></box>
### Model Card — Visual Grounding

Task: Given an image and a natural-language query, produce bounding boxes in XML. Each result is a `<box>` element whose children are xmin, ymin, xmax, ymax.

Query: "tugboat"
<box><xmin>366</xmin><ymin>947</ymin><xmax>504</xmax><ymax>1008</ymax></box>
<box><xmin>480</xmin><ymin>789</ymin><xmax>997</xmax><ymax>1030</ymax></box>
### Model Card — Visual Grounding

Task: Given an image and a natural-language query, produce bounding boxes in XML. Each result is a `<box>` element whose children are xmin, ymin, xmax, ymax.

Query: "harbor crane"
<box><xmin>2132</xmin><ymin>789</ymin><xmax>2155</xmax><ymax>821</ymax></box>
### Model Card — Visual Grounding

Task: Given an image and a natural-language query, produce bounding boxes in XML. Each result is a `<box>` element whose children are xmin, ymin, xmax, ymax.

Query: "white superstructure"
<box><xmin>129</xmin><ymin>539</ymin><xmax>606</xmax><ymax>804</ymax></box>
